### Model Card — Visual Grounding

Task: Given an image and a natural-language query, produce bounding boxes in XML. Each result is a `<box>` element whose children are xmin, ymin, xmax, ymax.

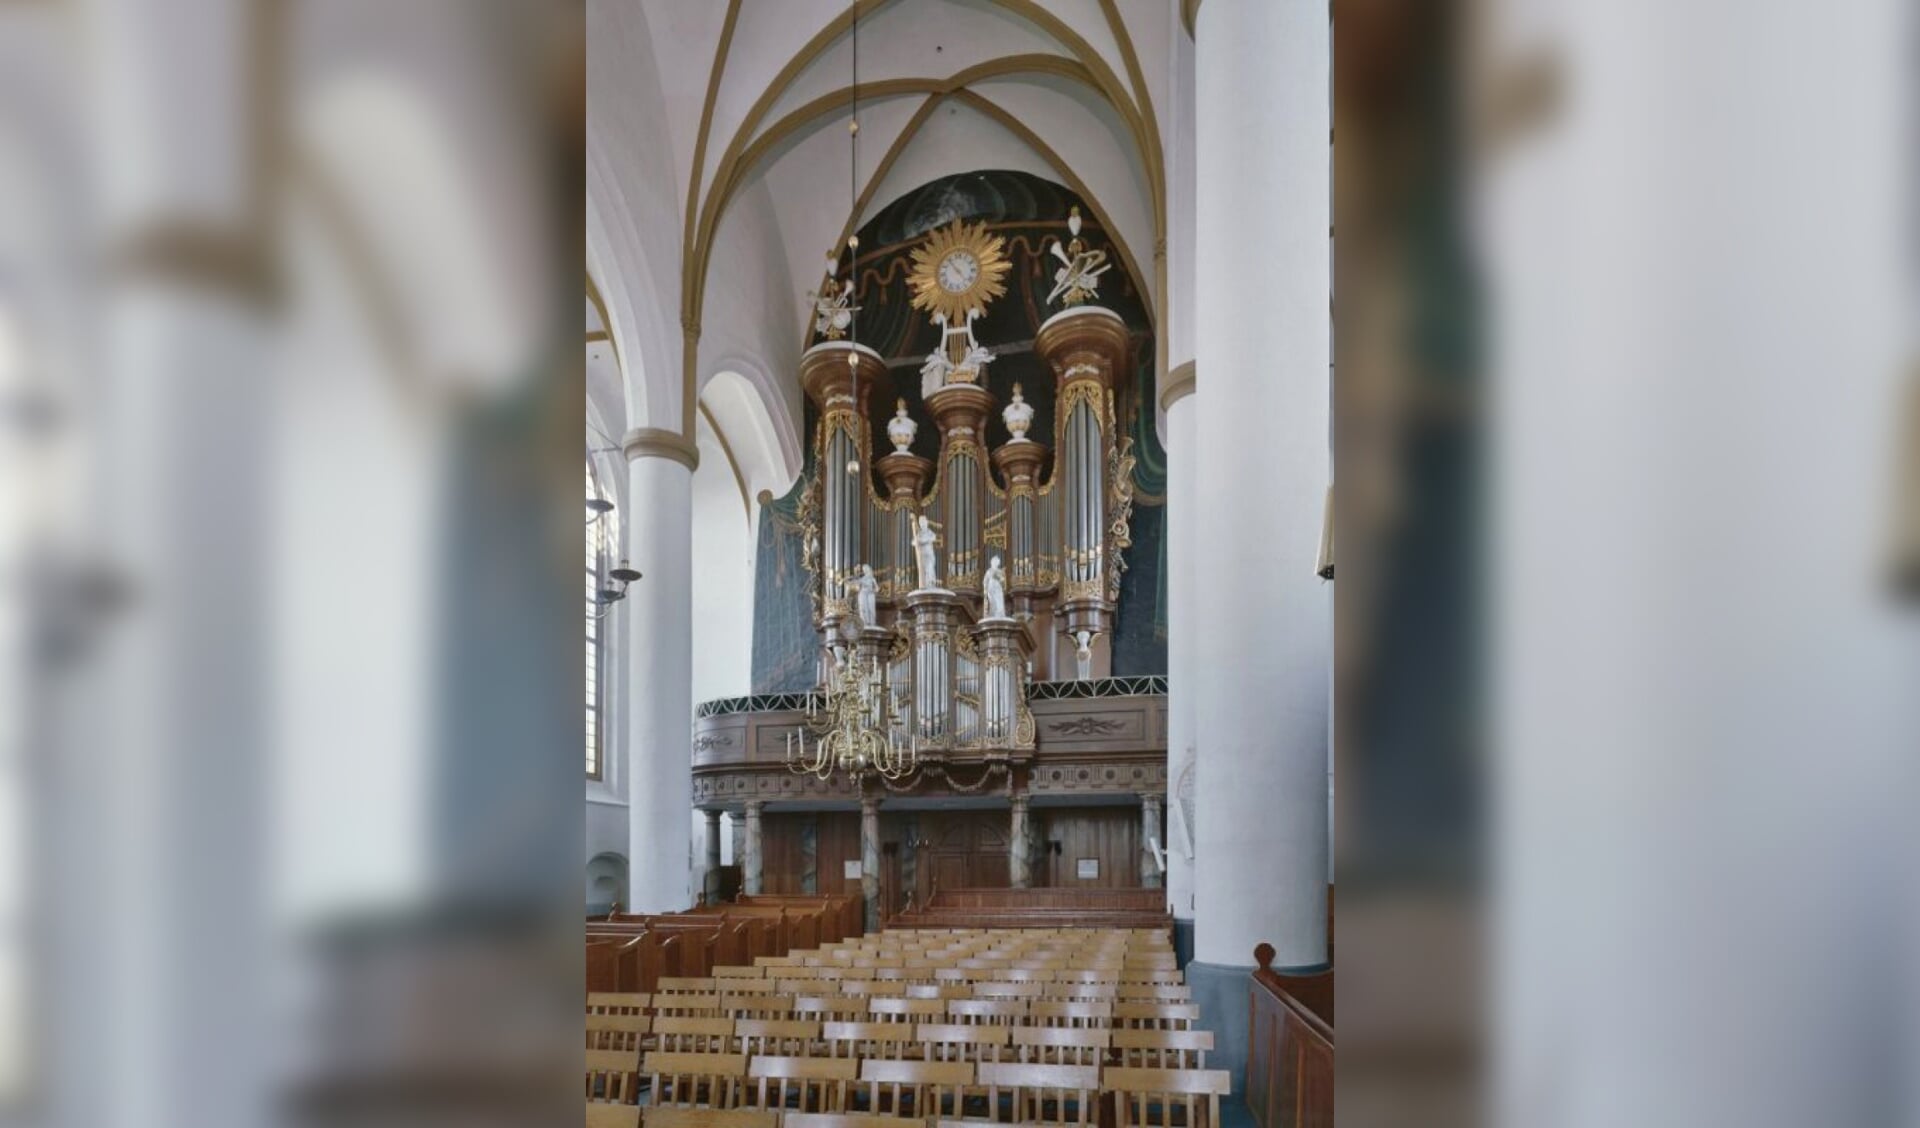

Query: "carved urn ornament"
<box><xmin>1002</xmin><ymin>383</ymin><xmax>1035</xmax><ymax>441</ymax></box>
<box><xmin>888</xmin><ymin>398</ymin><xmax>918</xmax><ymax>453</ymax></box>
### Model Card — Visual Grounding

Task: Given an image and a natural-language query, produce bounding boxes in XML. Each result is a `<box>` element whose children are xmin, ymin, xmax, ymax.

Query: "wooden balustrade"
<box><xmin>588</xmin><ymin>894</ymin><xmax>864</xmax><ymax>994</ymax></box>
<box><xmin>1246</xmin><ymin>943</ymin><xmax>1332</xmax><ymax>1128</ymax></box>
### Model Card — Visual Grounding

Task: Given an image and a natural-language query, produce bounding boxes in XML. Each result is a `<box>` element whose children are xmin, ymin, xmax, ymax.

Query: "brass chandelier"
<box><xmin>786</xmin><ymin>652</ymin><xmax>919</xmax><ymax>783</ymax></box>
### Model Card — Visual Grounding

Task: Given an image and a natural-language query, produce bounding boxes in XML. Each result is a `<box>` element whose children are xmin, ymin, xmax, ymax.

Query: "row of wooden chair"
<box><xmin>588</xmin><ymin>1015</ymin><xmax>1211</xmax><ymax>1067</ymax></box>
<box><xmin>696</xmin><ymin>966</ymin><xmax>1184</xmax><ymax>985</ymax></box>
<box><xmin>589</xmin><ymin>995</ymin><xmax>1199</xmax><ymax>1029</ymax></box>
<box><xmin>652</xmin><ymin>979</ymin><xmax>1189</xmax><ymax>999</ymax></box>
<box><xmin>586</xmin><ymin>1054</ymin><xmax>1229</xmax><ymax>1128</ymax></box>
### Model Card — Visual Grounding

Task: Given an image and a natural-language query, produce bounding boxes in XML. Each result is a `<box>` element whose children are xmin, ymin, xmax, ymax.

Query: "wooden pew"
<box><xmin>1245</xmin><ymin>943</ymin><xmax>1331</xmax><ymax>1128</ymax></box>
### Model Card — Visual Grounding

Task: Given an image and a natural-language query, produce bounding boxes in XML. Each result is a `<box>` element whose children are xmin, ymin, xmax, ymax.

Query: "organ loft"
<box><xmin>691</xmin><ymin>191</ymin><xmax>1169</xmax><ymax>933</ymax></box>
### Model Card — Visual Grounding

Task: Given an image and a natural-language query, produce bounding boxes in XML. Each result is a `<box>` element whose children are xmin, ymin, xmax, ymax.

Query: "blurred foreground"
<box><xmin>0</xmin><ymin>1</ymin><xmax>1913</xmax><ymax>1126</ymax></box>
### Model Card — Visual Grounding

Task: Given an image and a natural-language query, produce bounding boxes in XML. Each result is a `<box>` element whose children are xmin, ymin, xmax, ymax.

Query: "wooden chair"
<box><xmin>743</xmin><ymin>1055</ymin><xmax>858</xmax><ymax>1113</ymax></box>
<box><xmin>948</xmin><ymin>999</ymin><xmax>1027</xmax><ymax>1025</ymax></box>
<box><xmin>713</xmin><ymin>965</ymin><xmax>766</xmax><ymax>979</ymax></box>
<box><xmin>971</xmin><ymin>981</ymin><xmax>1045</xmax><ymax>1000</ymax></box>
<box><xmin>726</xmin><ymin>995</ymin><xmax>796</xmax><ymax>1020</ymax></box>
<box><xmin>589</xmin><ymin>992</ymin><xmax>653</xmax><ymax>1016</ymax></box>
<box><xmin>1054</xmin><ymin>970</ymin><xmax>1118</xmax><ymax>985</ymax></box>
<box><xmin>655</xmin><ymin>993</ymin><xmax>725</xmax><ymax>1017</ymax></box>
<box><xmin>641</xmin><ymin>1108</ymin><xmax>778</xmax><ymax>1128</ymax></box>
<box><xmin>722</xmin><ymin>978</ymin><xmax>779</xmax><ymax>995</ymax></box>
<box><xmin>1104</xmin><ymin>1067</ymin><xmax>1232</xmax><ymax>1128</ymax></box>
<box><xmin>1009</xmin><ymin>1025</ymin><xmax>1110</xmax><ymax>1066</ymax></box>
<box><xmin>1117</xmin><ymin>985</ymin><xmax>1191</xmax><ymax>1002</ymax></box>
<box><xmin>869</xmin><ymin>996</ymin><xmax>945</xmax><ymax>1024</ymax></box>
<box><xmin>587</xmin><ymin>1048</ymin><xmax>643</xmax><ymax>1105</ymax></box>
<box><xmin>972</xmin><ymin>1061</ymin><xmax>1101</xmax><ymax>1126</ymax></box>
<box><xmin>1045</xmin><ymin>983</ymin><xmax>1119</xmax><ymax>1001</ymax></box>
<box><xmin>735</xmin><ymin>1018</ymin><xmax>819</xmax><ymax>1056</ymax></box>
<box><xmin>644</xmin><ymin>1051</ymin><xmax>748</xmax><ymax>1108</ymax></box>
<box><xmin>915</xmin><ymin>1023</ymin><xmax>1011</xmax><ymax>1064</ymax></box>
<box><xmin>588</xmin><ymin>1103</ymin><xmax>642</xmax><ymax>1128</ymax></box>
<box><xmin>1111</xmin><ymin>1003</ymin><xmax>1198</xmax><ymax>1031</ymax></box>
<box><xmin>660</xmin><ymin>977</ymin><xmax>718</xmax><ymax>994</ymax></box>
<box><xmin>784</xmin><ymin>1114</ymin><xmax>922</xmax><ymax>1128</ymax></box>
<box><xmin>822</xmin><ymin>1020</ymin><xmax>914</xmax><ymax>1060</ymax></box>
<box><xmin>1112</xmin><ymin>1029</ymin><xmax>1212</xmax><ymax>1069</ymax></box>
<box><xmin>905</xmin><ymin>983</ymin><xmax>972</xmax><ymax>1000</ymax></box>
<box><xmin>1030</xmin><ymin>1001</ymin><xmax>1113</xmax><ymax>1029</ymax></box>
<box><xmin>588</xmin><ymin>1013</ymin><xmax>652</xmax><ymax>1053</ymax></box>
<box><xmin>859</xmin><ymin>1059</ymin><xmax>974</xmax><ymax>1119</ymax></box>
<box><xmin>653</xmin><ymin>1016</ymin><xmax>736</xmax><ymax>1053</ymax></box>
<box><xmin>796</xmin><ymin>995</ymin><xmax>870</xmax><ymax>1023</ymax></box>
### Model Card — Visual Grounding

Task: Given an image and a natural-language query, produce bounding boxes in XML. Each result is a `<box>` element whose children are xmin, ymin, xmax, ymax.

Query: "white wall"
<box><xmin>690</xmin><ymin>409</ymin><xmax>755</xmax><ymax>706</ymax></box>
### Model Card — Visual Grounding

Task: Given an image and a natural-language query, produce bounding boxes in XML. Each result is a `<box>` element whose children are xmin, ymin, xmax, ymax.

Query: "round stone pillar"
<box><xmin>703</xmin><ymin>809</ymin><xmax>723</xmax><ymax>900</ymax></box>
<box><xmin>1140</xmin><ymin>793</ymin><xmax>1164</xmax><ymax>889</ymax></box>
<box><xmin>859</xmin><ymin>796</ymin><xmax>881</xmax><ymax>931</ymax></box>
<box><xmin>1163</xmin><ymin>372</ymin><xmax>1198</xmax><ymax>934</ymax></box>
<box><xmin>1189</xmin><ymin>0</ymin><xmax>1330</xmax><ymax>1082</ymax></box>
<box><xmin>625</xmin><ymin>432</ymin><xmax>698</xmax><ymax>912</ymax></box>
<box><xmin>742</xmin><ymin>800</ymin><xmax>764</xmax><ymax>896</ymax></box>
<box><xmin>1009</xmin><ymin>793</ymin><xmax>1032</xmax><ymax>888</ymax></box>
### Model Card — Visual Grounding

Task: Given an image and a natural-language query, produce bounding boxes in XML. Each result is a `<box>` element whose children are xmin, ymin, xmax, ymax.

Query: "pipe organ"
<box><xmin>798</xmin><ymin>218</ymin><xmax>1136</xmax><ymax>756</ymax></box>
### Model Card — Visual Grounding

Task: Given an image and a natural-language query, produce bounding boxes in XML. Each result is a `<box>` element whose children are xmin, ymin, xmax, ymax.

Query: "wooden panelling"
<box><xmin>755</xmin><ymin>806</ymin><xmax>1148</xmax><ymax>902</ymax></box>
<box><xmin>1248</xmin><ymin>944</ymin><xmax>1333</xmax><ymax>1128</ymax></box>
<box><xmin>758</xmin><ymin>812</ymin><xmax>862</xmax><ymax>896</ymax></box>
<box><xmin>1038</xmin><ymin>807</ymin><xmax>1139</xmax><ymax>889</ymax></box>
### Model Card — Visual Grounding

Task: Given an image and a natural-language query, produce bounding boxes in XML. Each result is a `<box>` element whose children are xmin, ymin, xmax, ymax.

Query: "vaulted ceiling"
<box><xmin>588</xmin><ymin>0</ymin><xmax>1192</xmax><ymax>488</ymax></box>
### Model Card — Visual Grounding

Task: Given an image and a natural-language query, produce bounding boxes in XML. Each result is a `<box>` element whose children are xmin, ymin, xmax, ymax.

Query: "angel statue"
<box><xmin>912</xmin><ymin>515</ymin><xmax>942</xmax><ymax>591</ymax></box>
<box><xmin>919</xmin><ymin>348</ymin><xmax>954</xmax><ymax>396</ymax></box>
<box><xmin>1047</xmin><ymin>206</ymin><xmax>1109</xmax><ymax>307</ymax></box>
<box><xmin>845</xmin><ymin>563</ymin><xmax>879</xmax><ymax>628</ymax></box>
<box><xmin>1072</xmin><ymin>628</ymin><xmax>1095</xmax><ymax>679</ymax></box>
<box><xmin>810</xmin><ymin>275</ymin><xmax>857</xmax><ymax>340</ymax></box>
<box><xmin>982</xmin><ymin>556</ymin><xmax>1009</xmax><ymax>620</ymax></box>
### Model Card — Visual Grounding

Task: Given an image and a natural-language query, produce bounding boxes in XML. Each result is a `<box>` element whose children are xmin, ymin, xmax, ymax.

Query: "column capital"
<box><xmin>743</xmin><ymin>799</ymin><xmax>764</xmax><ymax>816</ymax></box>
<box><xmin>1009</xmin><ymin>791</ymin><xmax>1030</xmax><ymax>810</ymax></box>
<box><xmin>622</xmin><ymin>426</ymin><xmax>700</xmax><ymax>471</ymax></box>
<box><xmin>1160</xmin><ymin>361</ymin><xmax>1196</xmax><ymax>413</ymax></box>
<box><xmin>859</xmin><ymin>795</ymin><xmax>881</xmax><ymax>816</ymax></box>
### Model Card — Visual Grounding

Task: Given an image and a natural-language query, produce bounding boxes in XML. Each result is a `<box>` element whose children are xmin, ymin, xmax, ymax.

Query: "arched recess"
<box><xmin>586</xmin><ymin>852</ymin><xmax>629</xmax><ymax>914</ymax></box>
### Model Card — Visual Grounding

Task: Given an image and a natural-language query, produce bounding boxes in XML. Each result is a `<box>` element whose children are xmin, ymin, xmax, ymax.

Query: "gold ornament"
<box><xmin>907</xmin><ymin>219</ymin><xmax>1011</xmax><ymax>325</ymax></box>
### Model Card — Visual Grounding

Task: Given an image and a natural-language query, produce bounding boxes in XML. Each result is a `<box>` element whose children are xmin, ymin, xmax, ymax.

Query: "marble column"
<box><xmin>1009</xmin><ymin>793</ymin><xmax>1032</xmax><ymax>888</ymax></box>
<box><xmin>703</xmin><ymin>809</ymin><xmax>723</xmax><ymax>900</ymax></box>
<box><xmin>742</xmin><ymin>801</ymin><xmax>764</xmax><ymax>896</ymax></box>
<box><xmin>624</xmin><ymin>432</ymin><xmax>699</xmax><ymax>911</ymax></box>
<box><xmin>1140</xmin><ymin>794</ymin><xmax>1164</xmax><ymax>889</ymax></box>
<box><xmin>1191</xmin><ymin>0</ymin><xmax>1331</xmax><ymax>1092</ymax></box>
<box><xmin>859</xmin><ymin>796</ymin><xmax>881</xmax><ymax>932</ymax></box>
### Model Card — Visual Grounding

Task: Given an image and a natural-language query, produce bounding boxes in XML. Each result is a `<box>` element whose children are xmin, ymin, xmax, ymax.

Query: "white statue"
<box><xmin>957</xmin><ymin>339</ymin><xmax>994</xmax><ymax>379</ymax></box>
<box><xmin>810</xmin><ymin>276</ymin><xmax>856</xmax><ymax>339</ymax></box>
<box><xmin>919</xmin><ymin>349</ymin><xmax>953</xmax><ymax>397</ymax></box>
<box><xmin>886</xmin><ymin>399</ymin><xmax>918</xmax><ymax>454</ymax></box>
<box><xmin>1072</xmin><ymin>629</ymin><xmax>1094</xmax><ymax>680</ymax></box>
<box><xmin>982</xmin><ymin>556</ymin><xmax>1009</xmax><ymax>619</ymax></box>
<box><xmin>846</xmin><ymin>563</ymin><xmax>879</xmax><ymax>627</ymax></box>
<box><xmin>1002</xmin><ymin>383</ymin><xmax>1034</xmax><ymax>441</ymax></box>
<box><xmin>912</xmin><ymin>515</ymin><xmax>941</xmax><ymax>591</ymax></box>
<box><xmin>1047</xmin><ymin>207</ymin><xmax>1110</xmax><ymax>307</ymax></box>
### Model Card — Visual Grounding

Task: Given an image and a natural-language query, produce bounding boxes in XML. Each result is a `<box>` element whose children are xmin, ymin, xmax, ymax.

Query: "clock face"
<box><xmin>937</xmin><ymin>251</ymin><xmax>980</xmax><ymax>293</ymax></box>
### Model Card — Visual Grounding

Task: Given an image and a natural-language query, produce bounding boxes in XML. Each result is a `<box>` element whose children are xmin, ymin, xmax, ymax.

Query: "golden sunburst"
<box><xmin>907</xmin><ymin>219</ymin><xmax>1012</xmax><ymax>325</ymax></box>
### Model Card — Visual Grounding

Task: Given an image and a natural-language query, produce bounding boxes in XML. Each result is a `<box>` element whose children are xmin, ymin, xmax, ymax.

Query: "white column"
<box><xmin>85</xmin><ymin>2</ymin><xmax>272</xmax><ymax>1125</ymax></box>
<box><xmin>624</xmin><ymin>434</ymin><xmax>697</xmax><ymax>912</ymax></box>
<box><xmin>743</xmin><ymin>801</ymin><xmax>764</xmax><ymax>896</ymax></box>
<box><xmin>1191</xmin><ymin>0</ymin><xmax>1330</xmax><ymax>971</ymax></box>
<box><xmin>1163</xmin><ymin>388</ymin><xmax>1197</xmax><ymax>924</ymax></box>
